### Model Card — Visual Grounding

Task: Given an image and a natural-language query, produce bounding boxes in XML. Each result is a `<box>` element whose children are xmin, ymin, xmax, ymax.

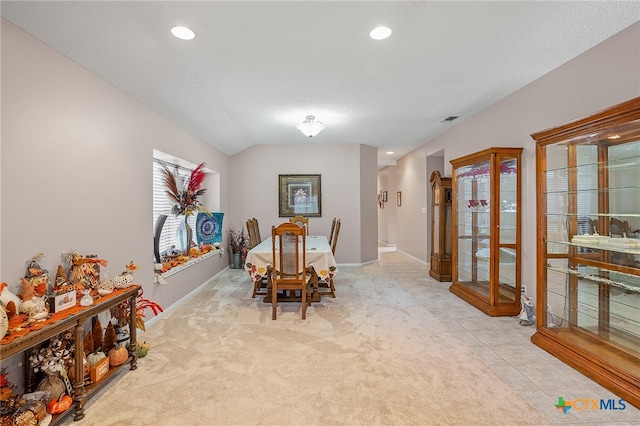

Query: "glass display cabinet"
<box><xmin>531</xmin><ymin>97</ymin><xmax>640</xmax><ymax>408</ymax></box>
<box><xmin>429</xmin><ymin>171</ymin><xmax>453</xmax><ymax>282</ymax></box>
<box><xmin>450</xmin><ymin>147</ymin><xmax>522</xmax><ymax>316</ymax></box>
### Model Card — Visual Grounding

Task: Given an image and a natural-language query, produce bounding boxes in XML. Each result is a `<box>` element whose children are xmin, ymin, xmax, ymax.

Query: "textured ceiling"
<box><xmin>2</xmin><ymin>1</ymin><xmax>639</xmax><ymax>165</ymax></box>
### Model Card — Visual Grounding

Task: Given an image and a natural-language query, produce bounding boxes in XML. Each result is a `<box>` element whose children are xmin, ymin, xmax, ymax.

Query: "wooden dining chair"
<box><xmin>328</xmin><ymin>217</ymin><xmax>337</xmax><ymax>247</ymax></box>
<box><xmin>270</xmin><ymin>222</ymin><xmax>311</xmax><ymax>320</ymax></box>
<box><xmin>246</xmin><ymin>218</ymin><xmax>258</xmax><ymax>249</ymax></box>
<box><xmin>246</xmin><ymin>218</ymin><xmax>262</xmax><ymax>249</ymax></box>
<box><xmin>319</xmin><ymin>219</ymin><xmax>340</xmax><ymax>298</ymax></box>
<box><xmin>252</xmin><ymin>218</ymin><xmax>262</xmax><ymax>245</ymax></box>
<box><xmin>289</xmin><ymin>215</ymin><xmax>309</xmax><ymax>234</ymax></box>
<box><xmin>247</xmin><ymin>218</ymin><xmax>267</xmax><ymax>298</ymax></box>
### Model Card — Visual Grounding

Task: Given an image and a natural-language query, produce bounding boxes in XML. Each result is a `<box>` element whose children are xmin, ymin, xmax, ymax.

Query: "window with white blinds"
<box><xmin>153</xmin><ymin>159</ymin><xmax>197</xmax><ymax>255</ymax></box>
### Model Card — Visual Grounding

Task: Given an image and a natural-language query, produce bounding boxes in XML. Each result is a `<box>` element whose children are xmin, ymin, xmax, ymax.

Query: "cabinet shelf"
<box><xmin>546</xmin><ymin>212</ymin><xmax>640</xmax><ymax>218</ymax></box>
<box><xmin>546</xmin><ymin>264</ymin><xmax>640</xmax><ymax>294</ymax></box>
<box><xmin>545</xmin><ymin>185</ymin><xmax>640</xmax><ymax>195</ymax></box>
<box><xmin>531</xmin><ymin>97</ymin><xmax>640</xmax><ymax>408</ymax></box>
<box><xmin>545</xmin><ymin>238</ymin><xmax>640</xmax><ymax>256</ymax></box>
<box><xmin>545</xmin><ymin>155</ymin><xmax>640</xmax><ymax>174</ymax></box>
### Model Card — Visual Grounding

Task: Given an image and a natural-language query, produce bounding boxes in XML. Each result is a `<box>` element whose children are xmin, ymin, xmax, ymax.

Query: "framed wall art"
<box><xmin>278</xmin><ymin>174</ymin><xmax>322</xmax><ymax>217</ymax></box>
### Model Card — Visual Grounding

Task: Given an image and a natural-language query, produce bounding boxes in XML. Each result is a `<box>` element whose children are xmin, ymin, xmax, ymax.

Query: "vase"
<box><xmin>233</xmin><ymin>252</ymin><xmax>242</xmax><ymax>269</ymax></box>
<box><xmin>176</xmin><ymin>215</ymin><xmax>193</xmax><ymax>254</ymax></box>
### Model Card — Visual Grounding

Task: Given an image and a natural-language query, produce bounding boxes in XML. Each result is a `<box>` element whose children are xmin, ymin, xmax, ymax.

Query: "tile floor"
<box><xmin>378</xmin><ymin>245</ymin><xmax>640</xmax><ymax>425</ymax></box>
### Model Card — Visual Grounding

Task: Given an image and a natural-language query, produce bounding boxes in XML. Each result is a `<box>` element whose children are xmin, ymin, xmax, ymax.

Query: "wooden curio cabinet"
<box><xmin>531</xmin><ymin>97</ymin><xmax>640</xmax><ymax>408</ymax></box>
<box><xmin>429</xmin><ymin>171</ymin><xmax>453</xmax><ymax>281</ymax></box>
<box><xmin>450</xmin><ymin>147</ymin><xmax>522</xmax><ymax>316</ymax></box>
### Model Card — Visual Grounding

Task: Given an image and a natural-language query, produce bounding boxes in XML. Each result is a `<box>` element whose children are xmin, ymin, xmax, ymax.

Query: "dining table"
<box><xmin>244</xmin><ymin>235</ymin><xmax>338</xmax><ymax>303</ymax></box>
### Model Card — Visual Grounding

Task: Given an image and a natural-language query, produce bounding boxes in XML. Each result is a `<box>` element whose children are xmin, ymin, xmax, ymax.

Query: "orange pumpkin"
<box><xmin>48</xmin><ymin>394</ymin><xmax>73</xmax><ymax>414</ymax></box>
<box><xmin>108</xmin><ymin>345</ymin><xmax>128</xmax><ymax>367</ymax></box>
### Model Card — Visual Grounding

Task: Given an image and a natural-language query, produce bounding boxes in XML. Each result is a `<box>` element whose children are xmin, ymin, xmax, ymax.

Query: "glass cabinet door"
<box><xmin>455</xmin><ymin>159</ymin><xmax>491</xmax><ymax>292</ymax></box>
<box><xmin>496</xmin><ymin>156</ymin><xmax>519</xmax><ymax>304</ymax></box>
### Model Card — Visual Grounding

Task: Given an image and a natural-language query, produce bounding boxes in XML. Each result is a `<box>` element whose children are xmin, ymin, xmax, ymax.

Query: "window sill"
<box><xmin>159</xmin><ymin>250</ymin><xmax>221</xmax><ymax>278</ymax></box>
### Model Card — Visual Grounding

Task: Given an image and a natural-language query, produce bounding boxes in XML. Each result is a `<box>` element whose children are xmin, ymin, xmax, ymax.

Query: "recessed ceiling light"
<box><xmin>370</xmin><ymin>26</ymin><xmax>392</xmax><ymax>40</ymax></box>
<box><xmin>386</xmin><ymin>151</ymin><xmax>394</xmax><ymax>155</ymax></box>
<box><xmin>171</xmin><ymin>26</ymin><xmax>195</xmax><ymax>40</ymax></box>
<box><xmin>608</xmin><ymin>134</ymin><xmax>621</xmax><ymax>139</ymax></box>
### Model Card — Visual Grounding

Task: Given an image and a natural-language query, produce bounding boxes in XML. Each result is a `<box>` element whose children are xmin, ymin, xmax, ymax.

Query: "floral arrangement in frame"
<box><xmin>278</xmin><ymin>174</ymin><xmax>322</xmax><ymax>217</ymax></box>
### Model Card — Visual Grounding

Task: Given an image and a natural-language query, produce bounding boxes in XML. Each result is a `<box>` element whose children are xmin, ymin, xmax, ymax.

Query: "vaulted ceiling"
<box><xmin>2</xmin><ymin>1</ymin><xmax>639</xmax><ymax>166</ymax></box>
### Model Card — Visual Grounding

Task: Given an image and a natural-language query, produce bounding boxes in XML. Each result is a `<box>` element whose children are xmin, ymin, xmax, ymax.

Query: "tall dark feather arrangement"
<box><xmin>160</xmin><ymin>162</ymin><xmax>209</xmax><ymax>216</ymax></box>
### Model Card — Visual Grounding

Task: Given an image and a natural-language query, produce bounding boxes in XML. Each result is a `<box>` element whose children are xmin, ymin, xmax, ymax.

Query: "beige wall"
<box><xmin>383</xmin><ymin>22</ymin><xmax>640</xmax><ymax>291</ymax></box>
<box><xmin>228</xmin><ymin>143</ymin><xmax>378</xmax><ymax>264</ymax></box>
<box><xmin>359</xmin><ymin>144</ymin><xmax>379</xmax><ymax>263</ymax></box>
<box><xmin>1</xmin><ymin>19</ymin><xmax>231</xmax><ymax>310</ymax></box>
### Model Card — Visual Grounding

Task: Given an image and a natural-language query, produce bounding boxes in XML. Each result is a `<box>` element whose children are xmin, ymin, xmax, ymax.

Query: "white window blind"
<box><xmin>153</xmin><ymin>159</ymin><xmax>197</xmax><ymax>256</ymax></box>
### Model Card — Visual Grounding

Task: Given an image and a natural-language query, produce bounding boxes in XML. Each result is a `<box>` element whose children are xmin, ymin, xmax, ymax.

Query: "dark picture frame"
<box><xmin>278</xmin><ymin>174</ymin><xmax>322</xmax><ymax>217</ymax></box>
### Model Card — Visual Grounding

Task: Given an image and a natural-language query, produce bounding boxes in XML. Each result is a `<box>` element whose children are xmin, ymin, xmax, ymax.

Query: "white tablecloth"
<box><xmin>244</xmin><ymin>235</ymin><xmax>337</xmax><ymax>283</ymax></box>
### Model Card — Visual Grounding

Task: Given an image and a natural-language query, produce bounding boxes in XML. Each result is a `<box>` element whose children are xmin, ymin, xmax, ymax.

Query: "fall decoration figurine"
<box><xmin>20</xmin><ymin>278</ymin><xmax>48</xmax><ymax>320</ymax></box>
<box><xmin>113</xmin><ymin>261</ymin><xmax>137</xmax><ymax>289</ymax></box>
<box><xmin>23</xmin><ymin>253</ymin><xmax>50</xmax><ymax>297</ymax></box>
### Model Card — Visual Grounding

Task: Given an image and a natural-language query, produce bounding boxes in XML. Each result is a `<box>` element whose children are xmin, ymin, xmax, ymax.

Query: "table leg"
<box><xmin>73</xmin><ymin>322</ymin><xmax>86</xmax><ymax>421</ymax></box>
<box><xmin>128</xmin><ymin>290</ymin><xmax>138</xmax><ymax>371</ymax></box>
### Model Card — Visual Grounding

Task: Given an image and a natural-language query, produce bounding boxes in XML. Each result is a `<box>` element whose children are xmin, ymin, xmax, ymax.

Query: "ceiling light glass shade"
<box><xmin>370</xmin><ymin>26</ymin><xmax>392</xmax><ymax>40</ymax></box>
<box><xmin>171</xmin><ymin>26</ymin><xmax>196</xmax><ymax>40</ymax></box>
<box><xmin>296</xmin><ymin>115</ymin><xmax>326</xmax><ymax>137</ymax></box>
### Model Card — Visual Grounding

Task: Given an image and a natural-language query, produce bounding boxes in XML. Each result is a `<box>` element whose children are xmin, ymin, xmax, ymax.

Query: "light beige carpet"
<box><xmin>67</xmin><ymin>251</ymin><xmax>551</xmax><ymax>426</ymax></box>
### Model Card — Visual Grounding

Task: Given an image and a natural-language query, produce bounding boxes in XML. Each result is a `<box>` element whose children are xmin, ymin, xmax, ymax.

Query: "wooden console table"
<box><xmin>0</xmin><ymin>285</ymin><xmax>140</xmax><ymax>423</ymax></box>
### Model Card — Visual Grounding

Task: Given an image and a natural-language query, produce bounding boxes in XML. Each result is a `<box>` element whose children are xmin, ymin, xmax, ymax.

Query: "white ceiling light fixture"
<box><xmin>171</xmin><ymin>26</ymin><xmax>196</xmax><ymax>40</ymax></box>
<box><xmin>296</xmin><ymin>115</ymin><xmax>326</xmax><ymax>138</ymax></box>
<box><xmin>370</xmin><ymin>26</ymin><xmax>392</xmax><ymax>40</ymax></box>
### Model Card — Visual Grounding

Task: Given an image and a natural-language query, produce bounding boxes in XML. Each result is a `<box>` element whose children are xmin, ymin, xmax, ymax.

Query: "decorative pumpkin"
<box><xmin>48</xmin><ymin>394</ymin><xmax>73</xmax><ymax>414</ymax></box>
<box><xmin>108</xmin><ymin>345</ymin><xmax>128</xmax><ymax>367</ymax></box>
<box><xmin>140</xmin><ymin>341</ymin><xmax>151</xmax><ymax>352</ymax></box>
<box><xmin>112</xmin><ymin>272</ymin><xmax>133</xmax><ymax>289</ymax></box>
<box><xmin>137</xmin><ymin>344</ymin><xmax>148</xmax><ymax>358</ymax></box>
<box><xmin>87</xmin><ymin>351</ymin><xmax>106</xmax><ymax>368</ymax></box>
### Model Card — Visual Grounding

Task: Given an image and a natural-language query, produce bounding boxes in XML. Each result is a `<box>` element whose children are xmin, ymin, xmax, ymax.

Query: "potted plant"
<box><xmin>228</xmin><ymin>228</ymin><xmax>248</xmax><ymax>269</ymax></box>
